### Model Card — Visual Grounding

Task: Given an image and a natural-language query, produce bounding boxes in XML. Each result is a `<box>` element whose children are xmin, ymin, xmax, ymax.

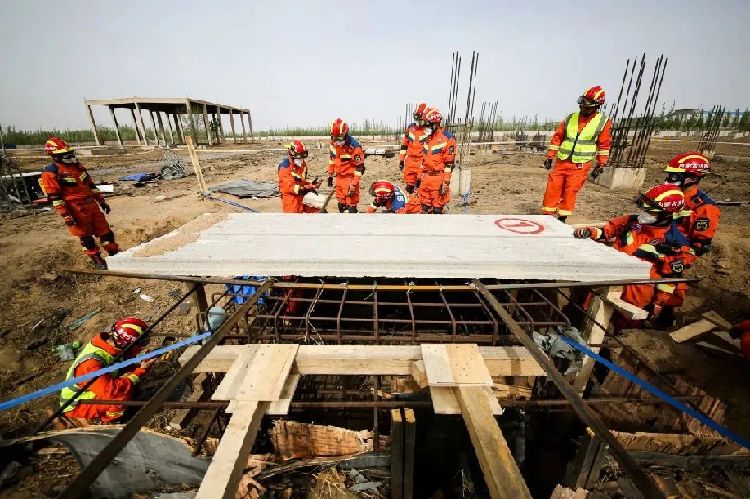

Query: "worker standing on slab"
<box><xmin>573</xmin><ymin>184</ymin><xmax>696</xmax><ymax>326</ymax></box>
<box><xmin>418</xmin><ymin>108</ymin><xmax>457</xmax><ymax>214</ymax></box>
<box><xmin>542</xmin><ymin>86</ymin><xmax>612</xmax><ymax>222</ymax></box>
<box><xmin>59</xmin><ymin>317</ymin><xmax>153</xmax><ymax>424</ymax></box>
<box><xmin>278</xmin><ymin>140</ymin><xmax>321</xmax><ymax>213</ymax></box>
<box><xmin>664</xmin><ymin>152</ymin><xmax>720</xmax><ymax>256</ymax></box>
<box><xmin>399</xmin><ymin>102</ymin><xmax>428</xmax><ymax>194</ymax></box>
<box><xmin>327</xmin><ymin>118</ymin><xmax>365</xmax><ymax>213</ymax></box>
<box><xmin>366</xmin><ymin>180</ymin><xmax>421</xmax><ymax>213</ymax></box>
<box><xmin>39</xmin><ymin>137</ymin><xmax>119</xmax><ymax>269</ymax></box>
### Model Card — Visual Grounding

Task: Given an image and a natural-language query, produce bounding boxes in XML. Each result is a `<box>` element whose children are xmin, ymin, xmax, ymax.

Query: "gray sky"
<box><xmin>1</xmin><ymin>0</ymin><xmax>747</xmax><ymax>131</ymax></box>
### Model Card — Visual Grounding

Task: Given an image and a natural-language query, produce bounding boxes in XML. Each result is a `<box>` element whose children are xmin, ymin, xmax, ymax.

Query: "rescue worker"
<box><xmin>399</xmin><ymin>103</ymin><xmax>428</xmax><ymax>194</ymax></box>
<box><xmin>418</xmin><ymin>108</ymin><xmax>457</xmax><ymax>214</ymax></box>
<box><xmin>573</xmin><ymin>184</ymin><xmax>696</xmax><ymax>326</ymax></box>
<box><xmin>59</xmin><ymin>317</ymin><xmax>153</xmax><ymax>424</ymax></box>
<box><xmin>39</xmin><ymin>137</ymin><xmax>118</xmax><ymax>269</ymax></box>
<box><xmin>664</xmin><ymin>152</ymin><xmax>720</xmax><ymax>256</ymax></box>
<box><xmin>366</xmin><ymin>180</ymin><xmax>421</xmax><ymax>214</ymax></box>
<box><xmin>327</xmin><ymin>118</ymin><xmax>365</xmax><ymax>213</ymax></box>
<box><xmin>542</xmin><ymin>86</ymin><xmax>612</xmax><ymax>222</ymax></box>
<box><xmin>278</xmin><ymin>140</ymin><xmax>322</xmax><ymax>213</ymax></box>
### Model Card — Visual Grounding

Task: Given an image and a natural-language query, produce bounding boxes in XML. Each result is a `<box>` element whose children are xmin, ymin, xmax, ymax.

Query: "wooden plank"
<box><xmin>430</xmin><ymin>386</ymin><xmax>502</xmax><ymax>415</ymax></box>
<box><xmin>573</xmin><ymin>292</ymin><xmax>615</xmax><ymax>393</ymax></box>
<box><xmin>183</xmin><ymin>344</ymin><xmax>545</xmax><ymax>377</ymax></box>
<box><xmin>455</xmin><ymin>386</ymin><xmax>531</xmax><ymax>499</ymax></box>
<box><xmin>410</xmin><ymin>360</ymin><xmax>428</xmax><ymax>388</ymax></box>
<box><xmin>403</xmin><ymin>409</ymin><xmax>415</xmax><ymax>499</ymax></box>
<box><xmin>185</xmin><ymin>135</ymin><xmax>208</xmax><ymax>193</ymax></box>
<box><xmin>196</xmin><ymin>401</ymin><xmax>268</xmax><ymax>499</ymax></box>
<box><xmin>702</xmin><ymin>311</ymin><xmax>733</xmax><ymax>330</ymax></box>
<box><xmin>212</xmin><ymin>348</ymin><xmax>258</xmax><ymax>400</ymax></box>
<box><xmin>670</xmin><ymin>319</ymin><xmax>717</xmax><ymax>343</ymax></box>
<box><xmin>267</xmin><ymin>372</ymin><xmax>300</xmax><ymax>415</ymax></box>
<box><xmin>235</xmin><ymin>344</ymin><xmax>298</xmax><ymax>401</ymax></box>
<box><xmin>390</xmin><ymin>409</ymin><xmax>404</xmax><ymax>499</ymax></box>
<box><xmin>420</xmin><ymin>344</ymin><xmax>454</xmax><ymax>385</ymax></box>
<box><xmin>604</xmin><ymin>287</ymin><xmax>648</xmax><ymax>320</ymax></box>
<box><xmin>446</xmin><ymin>344</ymin><xmax>493</xmax><ymax>385</ymax></box>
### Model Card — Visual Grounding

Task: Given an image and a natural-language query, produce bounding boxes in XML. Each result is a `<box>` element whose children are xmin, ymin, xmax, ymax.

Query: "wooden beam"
<box><xmin>267</xmin><ymin>372</ymin><xmax>300</xmax><ymax>415</ymax></box>
<box><xmin>129</xmin><ymin>108</ymin><xmax>142</xmax><ymax>145</ymax></box>
<box><xmin>390</xmin><ymin>409</ymin><xmax>404</xmax><ymax>499</ymax></box>
<box><xmin>455</xmin><ymin>386</ymin><xmax>531</xmax><ymax>499</ymax></box>
<box><xmin>185</xmin><ymin>135</ymin><xmax>208</xmax><ymax>193</ymax></box>
<box><xmin>195</xmin><ymin>401</ymin><xmax>268</xmax><ymax>499</ymax></box>
<box><xmin>234</xmin><ymin>344</ymin><xmax>298</xmax><ymax>401</ymax></box>
<box><xmin>702</xmin><ymin>311</ymin><xmax>733</xmax><ymax>330</ymax></box>
<box><xmin>84</xmin><ymin>104</ymin><xmax>101</xmax><ymax>146</ymax></box>
<box><xmin>670</xmin><ymin>319</ymin><xmax>717</xmax><ymax>343</ymax></box>
<box><xmin>202</xmin><ymin>103</ymin><xmax>213</xmax><ymax>146</ymax></box>
<box><xmin>134</xmin><ymin>103</ymin><xmax>149</xmax><ymax>145</ymax></box>
<box><xmin>573</xmin><ymin>290</ymin><xmax>615</xmax><ymax>393</ymax></box>
<box><xmin>107</xmin><ymin>106</ymin><xmax>123</xmax><ymax>146</ymax></box>
<box><xmin>604</xmin><ymin>287</ymin><xmax>648</xmax><ymax>320</ymax></box>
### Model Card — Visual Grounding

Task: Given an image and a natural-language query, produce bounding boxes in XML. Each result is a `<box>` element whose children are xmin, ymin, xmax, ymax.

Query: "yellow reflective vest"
<box><xmin>556</xmin><ymin>112</ymin><xmax>607</xmax><ymax>164</ymax></box>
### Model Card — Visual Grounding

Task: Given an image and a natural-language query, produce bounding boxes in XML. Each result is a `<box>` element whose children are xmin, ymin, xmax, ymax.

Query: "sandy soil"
<box><xmin>0</xmin><ymin>138</ymin><xmax>748</xmax><ymax>445</ymax></box>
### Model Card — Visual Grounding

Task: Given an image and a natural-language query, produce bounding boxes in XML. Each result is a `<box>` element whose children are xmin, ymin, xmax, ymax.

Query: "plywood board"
<box><xmin>212</xmin><ymin>348</ymin><xmax>258</xmax><ymax>400</ymax></box>
<box><xmin>234</xmin><ymin>344</ymin><xmax>298</xmax><ymax>401</ymax></box>
<box><xmin>107</xmin><ymin>213</ymin><xmax>651</xmax><ymax>281</ymax></box>
<box><xmin>422</xmin><ymin>344</ymin><xmax>493</xmax><ymax>386</ymax></box>
<box><xmin>429</xmin><ymin>386</ymin><xmax>502</xmax><ymax>415</ymax></box>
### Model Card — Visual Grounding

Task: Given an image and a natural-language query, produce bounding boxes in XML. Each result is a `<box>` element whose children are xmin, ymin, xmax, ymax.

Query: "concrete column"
<box><xmin>157</xmin><ymin>112</ymin><xmax>169</xmax><ymax>146</ymax></box>
<box><xmin>202</xmin><ymin>103</ymin><xmax>213</xmax><ymax>145</ymax></box>
<box><xmin>215</xmin><ymin>108</ymin><xmax>225</xmax><ymax>144</ymax></box>
<box><xmin>134</xmin><ymin>103</ymin><xmax>150</xmax><ymax>145</ymax></box>
<box><xmin>173</xmin><ymin>113</ymin><xmax>185</xmax><ymax>144</ymax></box>
<box><xmin>129</xmin><ymin>108</ymin><xmax>142</xmax><ymax>145</ymax></box>
<box><xmin>108</xmin><ymin>106</ymin><xmax>123</xmax><ymax>146</ymax></box>
<box><xmin>246</xmin><ymin>112</ymin><xmax>253</xmax><ymax>139</ymax></box>
<box><xmin>240</xmin><ymin>111</ymin><xmax>247</xmax><ymax>143</ymax></box>
<box><xmin>229</xmin><ymin>108</ymin><xmax>237</xmax><ymax>144</ymax></box>
<box><xmin>148</xmin><ymin>111</ymin><xmax>160</xmax><ymax>144</ymax></box>
<box><xmin>85</xmin><ymin>103</ymin><xmax>102</xmax><ymax>146</ymax></box>
<box><xmin>165</xmin><ymin>112</ymin><xmax>175</xmax><ymax>145</ymax></box>
<box><xmin>185</xmin><ymin>100</ymin><xmax>198</xmax><ymax>143</ymax></box>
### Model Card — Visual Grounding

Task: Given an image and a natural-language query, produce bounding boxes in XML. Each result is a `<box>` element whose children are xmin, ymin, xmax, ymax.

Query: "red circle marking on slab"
<box><xmin>494</xmin><ymin>218</ymin><xmax>545</xmax><ymax>234</ymax></box>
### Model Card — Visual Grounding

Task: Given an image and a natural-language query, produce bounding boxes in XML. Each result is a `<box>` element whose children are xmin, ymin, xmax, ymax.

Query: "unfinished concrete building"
<box><xmin>84</xmin><ymin>97</ymin><xmax>253</xmax><ymax>147</ymax></box>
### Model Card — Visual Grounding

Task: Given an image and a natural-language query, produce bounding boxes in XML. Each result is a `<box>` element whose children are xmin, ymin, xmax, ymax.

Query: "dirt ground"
<box><xmin>0</xmin><ymin>137</ymin><xmax>749</xmax><ymax>494</ymax></box>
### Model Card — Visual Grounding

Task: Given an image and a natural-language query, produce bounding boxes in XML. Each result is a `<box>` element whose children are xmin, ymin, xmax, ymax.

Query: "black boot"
<box><xmin>347</xmin><ymin>205</ymin><xmax>358</xmax><ymax>213</ymax></box>
<box><xmin>337</xmin><ymin>202</ymin><xmax>346</xmax><ymax>213</ymax></box>
<box><xmin>89</xmin><ymin>253</ymin><xmax>108</xmax><ymax>270</ymax></box>
<box><xmin>557</xmin><ymin>215</ymin><xmax>568</xmax><ymax>223</ymax></box>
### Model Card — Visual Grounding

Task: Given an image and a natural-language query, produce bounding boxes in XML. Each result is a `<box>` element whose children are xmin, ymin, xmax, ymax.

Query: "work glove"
<box><xmin>327</xmin><ymin>176</ymin><xmax>334</xmax><ymax>188</ymax></box>
<box><xmin>298</xmin><ymin>186</ymin><xmax>311</xmax><ymax>196</ymax></box>
<box><xmin>99</xmin><ymin>201</ymin><xmax>111</xmax><ymax>214</ymax></box>
<box><xmin>63</xmin><ymin>214</ymin><xmax>76</xmax><ymax>226</ymax></box>
<box><xmin>399</xmin><ymin>161</ymin><xmax>404</xmax><ymax>171</ymax></box>
<box><xmin>347</xmin><ymin>183</ymin><xmax>358</xmax><ymax>197</ymax></box>
<box><xmin>405</xmin><ymin>184</ymin><xmax>415</xmax><ymax>194</ymax></box>
<box><xmin>543</xmin><ymin>158</ymin><xmax>553</xmax><ymax>170</ymax></box>
<box><xmin>439</xmin><ymin>182</ymin><xmax>449</xmax><ymax>196</ymax></box>
<box><xmin>590</xmin><ymin>165</ymin><xmax>605</xmax><ymax>179</ymax></box>
<box><xmin>573</xmin><ymin>227</ymin><xmax>592</xmax><ymax>239</ymax></box>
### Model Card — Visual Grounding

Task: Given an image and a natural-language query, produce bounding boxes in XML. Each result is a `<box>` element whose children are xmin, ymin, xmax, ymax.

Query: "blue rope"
<box><xmin>559</xmin><ymin>335</ymin><xmax>750</xmax><ymax>450</ymax></box>
<box><xmin>0</xmin><ymin>331</ymin><xmax>212</xmax><ymax>413</ymax></box>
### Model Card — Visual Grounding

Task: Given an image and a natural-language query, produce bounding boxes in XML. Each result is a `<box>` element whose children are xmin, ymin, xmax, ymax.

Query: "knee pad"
<box><xmin>79</xmin><ymin>235</ymin><xmax>97</xmax><ymax>251</ymax></box>
<box><xmin>347</xmin><ymin>205</ymin><xmax>358</xmax><ymax>213</ymax></box>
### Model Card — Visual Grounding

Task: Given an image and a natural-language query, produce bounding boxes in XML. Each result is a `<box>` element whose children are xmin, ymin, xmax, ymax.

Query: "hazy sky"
<box><xmin>1</xmin><ymin>0</ymin><xmax>747</xmax><ymax>131</ymax></box>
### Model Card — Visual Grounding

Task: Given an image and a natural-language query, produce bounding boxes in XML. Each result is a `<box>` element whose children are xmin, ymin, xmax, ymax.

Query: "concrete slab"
<box><xmin>106</xmin><ymin>213</ymin><xmax>652</xmax><ymax>281</ymax></box>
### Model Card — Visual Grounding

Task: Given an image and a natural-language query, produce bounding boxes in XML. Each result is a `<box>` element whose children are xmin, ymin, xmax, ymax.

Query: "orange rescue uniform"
<box><xmin>418</xmin><ymin>128</ymin><xmax>457</xmax><ymax>210</ymax></box>
<box><xmin>680</xmin><ymin>185</ymin><xmax>720</xmax><ymax>256</ymax></box>
<box><xmin>592</xmin><ymin>215</ymin><xmax>696</xmax><ymax>312</ymax></box>
<box><xmin>39</xmin><ymin>161</ymin><xmax>117</xmax><ymax>256</ymax></box>
<box><xmin>278</xmin><ymin>158</ymin><xmax>319</xmax><ymax>213</ymax></box>
<box><xmin>64</xmin><ymin>334</ymin><xmax>146</xmax><ymax>423</ymax></box>
<box><xmin>400</xmin><ymin>123</ymin><xmax>427</xmax><ymax>187</ymax></box>
<box><xmin>328</xmin><ymin>137</ymin><xmax>365</xmax><ymax>209</ymax></box>
<box><xmin>542</xmin><ymin>113</ymin><xmax>612</xmax><ymax>217</ymax></box>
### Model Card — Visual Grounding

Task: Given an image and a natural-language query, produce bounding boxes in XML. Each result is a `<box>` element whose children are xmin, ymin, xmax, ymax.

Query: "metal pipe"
<box><xmin>59</xmin><ymin>279</ymin><xmax>275</xmax><ymax>499</ymax></box>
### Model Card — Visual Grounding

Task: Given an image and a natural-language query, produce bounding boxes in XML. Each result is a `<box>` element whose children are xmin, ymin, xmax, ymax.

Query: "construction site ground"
<box><xmin>1</xmin><ymin>138</ymin><xmax>749</xmax><ymax>497</ymax></box>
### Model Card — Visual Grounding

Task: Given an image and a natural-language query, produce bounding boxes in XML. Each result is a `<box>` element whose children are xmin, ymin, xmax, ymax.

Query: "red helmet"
<box><xmin>579</xmin><ymin>86</ymin><xmax>606</xmax><ymax>106</ymax></box>
<box><xmin>413</xmin><ymin>103</ymin><xmax>428</xmax><ymax>121</ymax></box>
<box><xmin>330</xmin><ymin>118</ymin><xmax>349</xmax><ymax>140</ymax></box>
<box><xmin>637</xmin><ymin>184</ymin><xmax>685</xmax><ymax>214</ymax></box>
<box><xmin>665</xmin><ymin>152</ymin><xmax>710</xmax><ymax>177</ymax></box>
<box><xmin>423</xmin><ymin>108</ymin><xmax>443</xmax><ymax>125</ymax></box>
<box><xmin>45</xmin><ymin>137</ymin><xmax>74</xmax><ymax>156</ymax></box>
<box><xmin>288</xmin><ymin>140</ymin><xmax>308</xmax><ymax>159</ymax></box>
<box><xmin>111</xmin><ymin>317</ymin><xmax>149</xmax><ymax>349</ymax></box>
<box><xmin>369</xmin><ymin>180</ymin><xmax>395</xmax><ymax>201</ymax></box>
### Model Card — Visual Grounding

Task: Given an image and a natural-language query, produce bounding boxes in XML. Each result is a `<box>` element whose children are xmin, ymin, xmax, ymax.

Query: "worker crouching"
<box><xmin>418</xmin><ymin>108</ymin><xmax>456</xmax><ymax>214</ymax></box>
<box><xmin>39</xmin><ymin>137</ymin><xmax>119</xmax><ymax>269</ymax></box>
<box><xmin>366</xmin><ymin>180</ymin><xmax>421</xmax><ymax>214</ymax></box>
<box><xmin>59</xmin><ymin>317</ymin><xmax>153</xmax><ymax>424</ymax></box>
<box><xmin>574</xmin><ymin>184</ymin><xmax>696</xmax><ymax>327</ymax></box>
<box><xmin>278</xmin><ymin>140</ymin><xmax>322</xmax><ymax>213</ymax></box>
<box><xmin>327</xmin><ymin>118</ymin><xmax>365</xmax><ymax>213</ymax></box>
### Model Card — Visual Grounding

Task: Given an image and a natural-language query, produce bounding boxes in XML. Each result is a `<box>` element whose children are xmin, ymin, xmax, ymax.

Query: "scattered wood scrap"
<box><xmin>610</xmin><ymin>430</ymin><xmax>749</xmax><ymax>456</ymax></box>
<box><xmin>702</xmin><ymin>311</ymin><xmax>733</xmax><ymax>330</ymax></box>
<box><xmin>670</xmin><ymin>319</ymin><xmax>717</xmax><ymax>343</ymax></box>
<box><xmin>269</xmin><ymin>421</ymin><xmax>376</xmax><ymax>462</ymax></box>
<box><xmin>603</xmin><ymin>287</ymin><xmax>648</xmax><ymax>320</ymax></box>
